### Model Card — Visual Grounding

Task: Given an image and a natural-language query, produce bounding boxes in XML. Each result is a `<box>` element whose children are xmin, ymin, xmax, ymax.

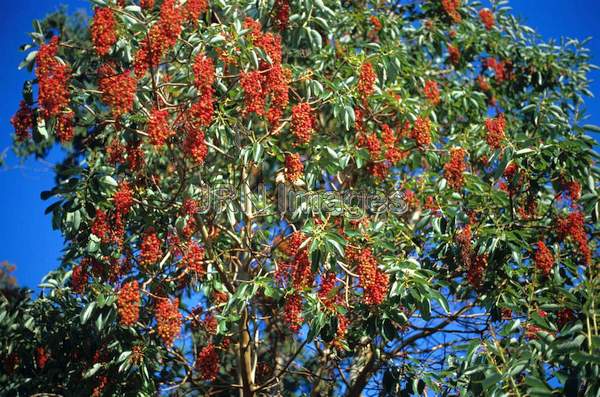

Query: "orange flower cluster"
<box><xmin>443</xmin><ymin>148</ymin><xmax>467</xmax><ymax>190</ymax></box>
<box><xmin>196</xmin><ymin>344</ymin><xmax>219</xmax><ymax>381</ymax></box>
<box><xmin>533</xmin><ymin>241</ymin><xmax>554</xmax><ymax>276</ymax></box>
<box><xmin>98</xmin><ymin>64</ymin><xmax>137</xmax><ymax>117</ymax></box>
<box><xmin>117</xmin><ymin>280</ymin><xmax>140</xmax><ymax>326</ymax></box>
<box><xmin>284</xmin><ymin>153</ymin><xmax>304</xmax><ymax>182</ymax></box>
<box><xmin>147</xmin><ymin>108</ymin><xmax>174</xmax><ymax>146</ymax></box>
<box><xmin>91</xmin><ymin>7</ymin><xmax>117</xmax><ymax>56</ymax></box>
<box><xmin>155</xmin><ymin>298</ymin><xmax>182</xmax><ymax>346</ymax></box>
<box><xmin>485</xmin><ymin>113</ymin><xmax>506</xmax><ymax>149</ymax></box>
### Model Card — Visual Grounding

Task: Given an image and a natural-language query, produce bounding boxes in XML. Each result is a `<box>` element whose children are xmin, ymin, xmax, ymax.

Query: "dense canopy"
<box><xmin>2</xmin><ymin>0</ymin><xmax>599</xmax><ymax>395</ymax></box>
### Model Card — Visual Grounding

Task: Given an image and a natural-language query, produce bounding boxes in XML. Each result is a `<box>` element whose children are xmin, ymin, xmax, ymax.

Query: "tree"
<box><xmin>2</xmin><ymin>0</ymin><xmax>599</xmax><ymax>395</ymax></box>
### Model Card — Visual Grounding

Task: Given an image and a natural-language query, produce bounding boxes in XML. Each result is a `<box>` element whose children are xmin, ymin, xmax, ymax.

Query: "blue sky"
<box><xmin>1</xmin><ymin>0</ymin><xmax>599</xmax><ymax>288</ymax></box>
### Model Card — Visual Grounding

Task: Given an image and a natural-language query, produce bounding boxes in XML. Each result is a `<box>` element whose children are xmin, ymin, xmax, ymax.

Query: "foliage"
<box><xmin>3</xmin><ymin>0</ymin><xmax>600</xmax><ymax>395</ymax></box>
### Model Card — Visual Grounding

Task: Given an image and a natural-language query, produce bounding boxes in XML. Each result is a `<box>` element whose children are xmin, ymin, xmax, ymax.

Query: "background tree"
<box><xmin>2</xmin><ymin>0</ymin><xmax>599</xmax><ymax>395</ymax></box>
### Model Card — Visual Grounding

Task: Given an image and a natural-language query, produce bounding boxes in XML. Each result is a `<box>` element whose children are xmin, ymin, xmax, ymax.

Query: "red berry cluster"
<box><xmin>533</xmin><ymin>241</ymin><xmax>554</xmax><ymax>276</ymax></box>
<box><xmin>98</xmin><ymin>64</ymin><xmax>137</xmax><ymax>117</ymax></box>
<box><xmin>370</xmin><ymin>16</ymin><xmax>382</xmax><ymax>32</ymax></box>
<box><xmin>284</xmin><ymin>293</ymin><xmax>303</xmax><ymax>333</ymax></box>
<box><xmin>140</xmin><ymin>0</ymin><xmax>154</xmax><ymax>9</ymax></box>
<box><xmin>557</xmin><ymin>211</ymin><xmax>591</xmax><ymax>265</ymax></box>
<box><xmin>147</xmin><ymin>108</ymin><xmax>174</xmax><ymax>146</ymax></box>
<box><xmin>36</xmin><ymin>37</ymin><xmax>73</xmax><ymax>142</ymax></box>
<box><xmin>71</xmin><ymin>263</ymin><xmax>89</xmax><ymax>293</ymax></box>
<box><xmin>358</xmin><ymin>62</ymin><xmax>376</xmax><ymax>102</ymax></box>
<box><xmin>466</xmin><ymin>254</ymin><xmax>488</xmax><ymax>288</ymax></box>
<box><xmin>284</xmin><ymin>153</ymin><xmax>304</xmax><ymax>183</ymax></box>
<box><xmin>36</xmin><ymin>347</ymin><xmax>49</xmax><ymax>370</ymax></box>
<box><xmin>140</xmin><ymin>231</ymin><xmax>163</xmax><ymax>266</ymax></box>
<box><xmin>485</xmin><ymin>113</ymin><xmax>506</xmax><ymax>149</ymax></box>
<box><xmin>448</xmin><ymin>44</ymin><xmax>460</xmax><ymax>65</ymax></box>
<box><xmin>273</xmin><ymin>0</ymin><xmax>290</xmax><ymax>30</ymax></box>
<box><xmin>10</xmin><ymin>101</ymin><xmax>34</xmax><ymax>142</ymax></box>
<box><xmin>114</xmin><ymin>181</ymin><xmax>134</xmax><ymax>216</ymax></box>
<box><xmin>484</xmin><ymin>58</ymin><xmax>509</xmax><ymax>82</ymax></box>
<box><xmin>424</xmin><ymin>80</ymin><xmax>441</xmax><ymax>105</ymax></box>
<box><xmin>182</xmin><ymin>0</ymin><xmax>208</xmax><ymax>23</ymax></box>
<box><xmin>290</xmin><ymin>103</ymin><xmax>316</xmax><ymax>145</ymax></box>
<box><xmin>318</xmin><ymin>273</ymin><xmax>337</xmax><ymax>310</ymax></box>
<box><xmin>410</xmin><ymin>117</ymin><xmax>432</xmax><ymax>149</ymax></box>
<box><xmin>240</xmin><ymin>71</ymin><xmax>266</xmax><ymax>116</ymax></box>
<box><xmin>183</xmin><ymin>127</ymin><xmax>209</xmax><ymax>165</ymax></box>
<box><xmin>195</xmin><ymin>344</ymin><xmax>219</xmax><ymax>381</ymax></box>
<box><xmin>182</xmin><ymin>242</ymin><xmax>206</xmax><ymax>277</ymax></box>
<box><xmin>564</xmin><ymin>180</ymin><xmax>582</xmax><ymax>202</ymax></box>
<box><xmin>117</xmin><ymin>280</ymin><xmax>140</xmax><ymax>326</ymax></box>
<box><xmin>91</xmin><ymin>7</ymin><xmax>117</xmax><ymax>56</ymax></box>
<box><xmin>92</xmin><ymin>375</ymin><xmax>108</xmax><ymax>397</ymax></box>
<box><xmin>135</xmin><ymin>0</ymin><xmax>183</xmax><ymax>77</ymax></box>
<box><xmin>346</xmin><ymin>246</ymin><xmax>388</xmax><ymax>305</ymax></box>
<box><xmin>441</xmin><ymin>0</ymin><xmax>462</xmax><ymax>23</ymax></box>
<box><xmin>443</xmin><ymin>148</ymin><xmax>467</xmax><ymax>190</ymax></box>
<box><xmin>91</xmin><ymin>209</ymin><xmax>111</xmax><ymax>242</ymax></box>
<box><xmin>279</xmin><ymin>232</ymin><xmax>306</xmax><ymax>258</ymax></box>
<box><xmin>155</xmin><ymin>297</ymin><xmax>182</xmax><ymax>346</ymax></box>
<box><xmin>479</xmin><ymin>8</ymin><xmax>495</xmax><ymax>31</ymax></box>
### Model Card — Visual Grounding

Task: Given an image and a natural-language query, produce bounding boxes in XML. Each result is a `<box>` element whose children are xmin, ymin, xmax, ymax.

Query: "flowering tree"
<box><xmin>2</xmin><ymin>0</ymin><xmax>600</xmax><ymax>395</ymax></box>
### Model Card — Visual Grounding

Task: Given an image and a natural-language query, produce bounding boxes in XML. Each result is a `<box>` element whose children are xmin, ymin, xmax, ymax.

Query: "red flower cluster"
<box><xmin>284</xmin><ymin>293</ymin><xmax>303</xmax><ymax>333</ymax></box>
<box><xmin>196</xmin><ymin>344</ymin><xmax>219</xmax><ymax>381</ymax></box>
<box><xmin>479</xmin><ymin>8</ymin><xmax>495</xmax><ymax>30</ymax></box>
<box><xmin>441</xmin><ymin>0</ymin><xmax>461</xmax><ymax>23</ymax></box>
<box><xmin>148</xmin><ymin>108</ymin><xmax>174</xmax><ymax>146</ymax></box>
<box><xmin>273</xmin><ymin>0</ymin><xmax>290</xmax><ymax>30</ymax></box>
<box><xmin>346</xmin><ymin>247</ymin><xmax>388</xmax><ymax>305</ymax></box>
<box><xmin>155</xmin><ymin>297</ymin><xmax>182</xmax><ymax>346</ymax></box>
<box><xmin>91</xmin><ymin>7</ymin><xmax>117</xmax><ymax>56</ymax></box>
<box><xmin>467</xmin><ymin>254</ymin><xmax>487</xmax><ymax>288</ymax></box>
<box><xmin>485</xmin><ymin>113</ymin><xmax>506</xmax><ymax>149</ymax></box>
<box><xmin>284</xmin><ymin>153</ymin><xmax>304</xmax><ymax>183</ymax></box>
<box><xmin>182</xmin><ymin>242</ymin><xmax>206</xmax><ymax>277</ymax></box>
<box><xmin>36</xmin><ymin>347</ymin><xmax>49</xmax><ymax>370</ymax></box>
<box><xmin>358</xmin><ymin>62</ymin><xmax>376</xmax><ymax>101</ymax></box>
<box><xmin>534</xmin><ymin>241</ymin><xmax>554</xmax><ymax>276</ymax></box>
<box><xmin>36</xmin><ymin>37</ymin><xmax>72</xmax><ymax>140</ymax></box>
<box><xmin>557</xmin><ymin>211</ymin><xmax>591</xmax><ymax>264</ymax></box>
<box><xmin>114</xmin><ymin>181</ymin><xmax>134</xmax><ymax>215</ymax></box>
<box><xmin>424</xmin><ymin>80</ymin><xmax>441</xmax><ymax>105</ymax></box>
<box><xmin>117</xmin><ymin>280</ymin><xmax>140</xmax><ymax>326</ymax></box>
<box><xmin>291</xmin><ymin>102</ymin><xmax>316</xmax><ymax>145</ymax></box>
<box><xmin>98</xmin><ymin>64</ymin><xmax>137</xmax><ymax>117</ymax></box>
<box><xmin>444</xmin><ymin>148</ymin><xmax>467</xmax><ymax>190</ymax></box>
<box><xmin>140</xmin><ymin>231</ymin><xmax>163</xmax><ymax>266</ymax></box>
<box><xmin>182</xmin><ymin>0</ymin><xmax>208</xmax><ymax>22</ymax></box>
<box><xmin>410</xmin><ymin>117</ymin><xmax>432</xmax><ymax>149</ymax></box>
<box><xmin>184</xmin><ymin>127</ymin><xmax>209</xmax><ymax>164</ymax></box>
<box><xmin>448</xmin><ymin>44</ymin><xmax>460</xmax><ymax>65</ymax></box>
<box><xmin>11</xmin><ymin>101</ymin><xmax>34</xmax><ymax>142</ymax></box>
